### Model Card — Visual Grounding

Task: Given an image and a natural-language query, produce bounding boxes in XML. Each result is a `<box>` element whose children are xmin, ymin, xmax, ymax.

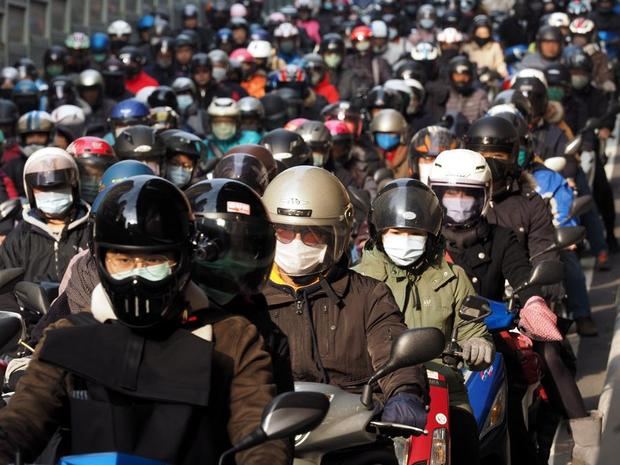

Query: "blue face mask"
<box><xmin>374</xmin><ymin>133</ymin><xmax>401</xmax><ymax>151</ymax></box>
<box><xmin>80</xmin><ymin>176</ymin><xmax>100</xmax><ymax>204</ymax></box>
<box><xmin>167</xmin><ymin>165</ymin><xmax>193</xmax><ymax>187</ymax></box>
<box><xmin>34</xmin><ymin>188</ymin><xmax>73</xmax><ymax>216</ymax></box>
<box><xmin>110</xmin><ymin>262</ymin><xmax>172</xmax><ymax>282</ymax></box>
<box><xmin>177</xmin><ymin>94</ymin><xmax>194</xmax><ymax>111</ymax></box>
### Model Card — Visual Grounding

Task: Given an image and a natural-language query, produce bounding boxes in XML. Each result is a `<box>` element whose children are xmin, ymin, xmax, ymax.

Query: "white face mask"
<box><xmin>34</xmin><ymin>188</ymin><xmax>73</xmax><ymax>216</ymax></box>
<box><xmin>275</xmin><ymin>238</ymin><xmax>328</xmax><ymax>276</ymax></box>
<box><xmin>212</xmin><ymin>121</ymin><xmax>237</xmax><ymax>140</ymax></box>
<box><xmin>110</xmin><ymin>262</ymin><xmax>172</xmax><ymax>282</ymax></box>
<box><xmin>212</xmin><ymin>67</ymin><xmax>227</xmax><ymax>82</ymax></box>
<box><xmin>442</xmin><ymin>196</ymin><xmax>477</xmax><ymax>224</ymax></box>
<box><xmin>177</xmin><ymin>94</ymin><xmax>194</xmax><ymax>111</ymax></box>
<box><xmin>382</xmin><ymin>233</ymin><xmax>427</xmax><ymax>267</ymax></box>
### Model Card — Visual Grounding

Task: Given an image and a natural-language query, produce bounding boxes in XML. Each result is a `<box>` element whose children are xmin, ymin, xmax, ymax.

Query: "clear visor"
<box><xmin>430</xmin><ymin>183</ymin><xmax>486</xmax><ymax>226</ymax></box>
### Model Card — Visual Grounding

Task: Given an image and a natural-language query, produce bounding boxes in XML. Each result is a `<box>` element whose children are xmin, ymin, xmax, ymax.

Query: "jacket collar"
<box><xmin>382</xmin><ymin>251</ymin><xmax>456</xmax><ymax>291</ymax></box>
<box><xmin>22</xmin><ymin>201</ymin><xmax>91</xmax><ymax>242</ymax></box>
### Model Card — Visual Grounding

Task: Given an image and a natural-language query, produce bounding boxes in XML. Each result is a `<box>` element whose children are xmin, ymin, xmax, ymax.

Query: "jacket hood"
<box><xmin>22</xmin><ymin>200</ymin><xmax>91</xmax><ymax>242</ymax></box>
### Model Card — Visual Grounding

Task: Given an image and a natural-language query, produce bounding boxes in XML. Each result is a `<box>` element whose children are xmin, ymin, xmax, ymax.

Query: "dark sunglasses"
<box><xmin>275</xmin><ymin>225</ymin><xmax>328</xmax><ymax>247</ymax></box>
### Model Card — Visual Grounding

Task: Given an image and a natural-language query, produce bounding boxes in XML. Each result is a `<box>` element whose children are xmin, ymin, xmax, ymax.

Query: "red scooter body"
<box><xmin>407</xmin><ymin>370</ymin><xmax>451</xmax><ymax>465</ymax></box>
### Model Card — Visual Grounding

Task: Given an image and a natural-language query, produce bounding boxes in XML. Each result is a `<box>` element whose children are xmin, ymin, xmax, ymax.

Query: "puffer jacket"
<box><xmin>263</xmin><ymin>260</ymin><xmax>429</xmax><ymax>402</ymax></box>
<box><xmin>0</xmin><ymin>283</ymin><xmax>289</xmax><ymax>465</ymax></box>
<box><xmin>0</xmin><ymin>203</ymin><xmax>90</xmax><ymax>283</ymax></box>
<box><xmin>353</xmin><ymin>245</ymin><xmax>492</xmax><ymax>409</ymax></box>
<box><xmin>445</xmin><ymin>87</ymin><xmax>489</xmax><ymax>123</ymax></box>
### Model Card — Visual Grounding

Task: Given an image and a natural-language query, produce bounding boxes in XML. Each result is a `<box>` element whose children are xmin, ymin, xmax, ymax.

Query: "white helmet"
<box><xmin>208</xmin><ymin>97</ymin><xmax>240</xmax><ymax>118</ymax></box>
<box><xmin>230</xmin><ymin>3</ymin><xmax>248</xmax><ymax>17</ymax></box>
<box><xmin>248</xmin><ymin>40</ymin><xmax>273</xmax><ymax>59</ymax></box>
<box><xmin>274</xmin><ymin>22</ymin><xmax>299</xmax><ymax>38</ymax></box>
<box><xmin>135</xmin><ymin>86</ymin><xmax>157</xmax><ymax>104</ymax></box>
<box><xmin>51</xmin><ymin>104</ymin><xmax>85</xmax><ymax>127</ymax></box>
<box><xmin>548</xmin><ymin>12</ymin><xmax>570</xmax><ymax>28</ymax></box>
<box><xmin>437</xmin><ymin>27</ymin><xmax>464</xmax><ymax>44</ymax></box>
<box><xmin>107</xmin><ymin>20</ymin><xmax>132</xmax><ymax>37</ymax></box>
<box><xmin>371</xmin><ymin>20</ymin><xmax>389</xmax><ymax>39</ymax></box>
<box><xmin>411</xmin><ymin>42</ymin><xmax>440</xmax><ymax>61</ymax></box>
<box><xmin>295</xmin><ymin>0</ymin><xmax>316</xmax><ymax>10</ymax></box>
<box><xmin>510</xmin><ymin>68</ymin><xmax>548</xmax><ymax>88</ymax></box>
<box><xmin>428</xmin><ymin>149</ymin><xmax>491</xmax><ymax>228</ymax></box>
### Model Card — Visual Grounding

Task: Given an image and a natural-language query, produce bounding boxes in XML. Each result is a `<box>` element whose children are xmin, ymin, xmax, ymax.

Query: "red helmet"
<box><xmin>278</xmin><ymin>64</ymin><xmax>307</xmax><ymax>83</ymax></box>
<box><xmin>284</xmin><ymin>117</ymin><xmax>309</xmax><ymax>131</ymax></box>
<box><xmin>66</xmin><ymin>136</ymin><xmax>116</xmax><ymax>160</ymax></box>
<box><xmin>230</xmin><ymin>47</ymin><xmax>255</xmax><ymax>64</ymax></box>
<box><xmin>350</xmin><ymin>25</ymin><xmax>372</xmax><ymax>42</ymax></box>
<box><xmin>325</xmin><ymin>119</ymin><xmax>353</xmax><ymax>142</ymax></box>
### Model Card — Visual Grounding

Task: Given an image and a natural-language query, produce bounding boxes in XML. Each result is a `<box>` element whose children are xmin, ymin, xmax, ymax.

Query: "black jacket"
<box><xmin>0</xmin><ymin>204</ymin><xmax>90</xmax><ymax>283</ymax></box>
<box><xmin>486</xmin><ymin>176</ymin><xmax>560</xmax><ymax>266</ymax></box>
<box><xmin>443</xmin><ymin>221</ymin><xmax>542</xmax><ymax>304</ymax></box>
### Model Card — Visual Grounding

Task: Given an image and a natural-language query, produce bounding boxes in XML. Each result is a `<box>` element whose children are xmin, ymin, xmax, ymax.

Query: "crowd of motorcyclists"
<box><xmin>0</xmin><ymin>0</ymin><xmax>616</xmax><ymax>463</ymax></box>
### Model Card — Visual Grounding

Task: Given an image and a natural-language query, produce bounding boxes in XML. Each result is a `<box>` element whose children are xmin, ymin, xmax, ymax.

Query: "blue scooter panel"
<box><xmin>59</xmin><ymin>452</ymin><xmax>169</xmax><ymax>465</ymax></box>
<box><xmin>484</xmin><ymin>299</ymin><xmax>515</xmax><ymax>332</ymax></box>
<box><xmin>465</xmin><ymin>353</ymin><xmax>506</xmax><ymax>428</ymax></box>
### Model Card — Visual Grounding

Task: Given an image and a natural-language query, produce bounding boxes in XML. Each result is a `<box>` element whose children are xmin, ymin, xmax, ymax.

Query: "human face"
<box><xmin>193</xmin><ymin>67</ymin><xmax>211</xmax><ymax>87</ymax></box>
<box><xmin>169</xmin><ymin>153</ymin><xmax>194</xmax><ymax>170</ymax></box>
<box><xmin>540</xmin><ymin>40</ymin><xmax>560</xmax><ymax>60</ymax></box>
<box><xmin>383</xmin><ymin>227</ymin><xmax>426</xmax><ymax>238</ymax></box>
<box><xmin>104</xmin><ymin>250</ymin><xmax>176</xmax><ymax>275</ymax></box>
<box><xmin>25</xmin><ymin>132</ymin><xmax>49</xmax><ymax>146</ymax></box>
<box><xmin>451</xmin><ymin>72</ymin><xmax>471</xmax><ymax>85</ymax></box>
<box><xmin>442</xmin><ymin>188</ymin><xmax>475</xmax><ymax>202</ymax></box>
<box><xmin>275</xmin><ymin>224</ymin><xmax>330</xmax><ymax>247</ymax></box>
<box><xmin>80</xmin><ymin>86</ymin><xmax>100</xmax><ymax>107</ymax></box>
<box><xmin>175</xmin><ymin>46</ymin><xmax>193</xmax><ymax>65</ymax></box>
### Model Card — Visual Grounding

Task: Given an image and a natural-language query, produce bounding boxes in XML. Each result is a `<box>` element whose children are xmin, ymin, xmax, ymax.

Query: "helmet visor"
<box><xmin>430</xmin><ymin>183</ymin><xmax>486</xmax><ymax>227</ymax></box>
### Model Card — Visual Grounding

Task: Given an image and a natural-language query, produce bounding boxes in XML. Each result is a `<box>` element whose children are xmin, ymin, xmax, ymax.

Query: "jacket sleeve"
<box><xmin>366</xmin><ymin>280</ymin><xmax>429</xmax><ymax>400</ymax></box>
<box><xmin>498</xmin><ymin>228</ymin><xmax>542</xmax><ymax>303</ymax></box>
<box><xmin>527</xmin><ymin>193</ymin><xmax>561</xmax><ymax>265</ymax></box>
<box><xmin>0</xmin><ymin>319</ymin><xmax>72</xmax><ymax>463</ymax></box>
<box><xmin>224</xmin><ymin>317</ymin><xmax>291</xmax><ymax>465</ymax></box>
<box><xmin>0</xmin><ymin>223</ymin><xmax>25</xmax><ymax>270</ymax></box>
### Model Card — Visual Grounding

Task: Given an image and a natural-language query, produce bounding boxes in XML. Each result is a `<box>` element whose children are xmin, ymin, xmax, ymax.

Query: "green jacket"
<box><xmin>353</xmin><ymin>245</ymin><xmax>493</xmax><ymax>410</ymax></box>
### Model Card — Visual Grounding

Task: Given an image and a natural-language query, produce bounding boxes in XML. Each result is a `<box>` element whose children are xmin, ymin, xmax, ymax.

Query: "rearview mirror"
<box><xmin>0</xmin><ymin>312</ymin><xmax>24</xmax><ymax>354</ymax></box>
<box><xmin>361</xmin><ymin>327</ymin><xmax>445</xmax><ymax>408</ymax></box>
<box><xmin>529</xmin><ymin>260</ymin><xmax>564</xmax><ymax>286</ymax></box>
<box><xmin>569</xmin><ymin>195</ymin><xmax>593</xmax><ymax>219</ymax></box>
<box><xmin>218</xmin><ymin>392</ymin><xmax>330</xmax><ymax>465</ymax></box>
<box><xmin>544</xmin><ymin>156</ymin><xmax>568</xmax><ymax>172</ymax></box>
<box><xmin>555</xmin><ymin>226</ymin><xmax>586</xmax><ymax>249</ymax></box>
<box><xmin>14</xmin><ymin>282</ymin><xmax>51</xmax><ymax>316</ymax></box>
<box><xmin>459</xmin><ymin>295</ymin><xmax>491</xmax><ymax>322</ymax></box>
<box><xmin>564</xmin><ymin>137</ymin><xmax>582</xmax><ymax>157</ymax></box>
<box><xmin>0</xmin><ymin>198</ymin><xmax>21</xmax><ymax>221</ymax></box>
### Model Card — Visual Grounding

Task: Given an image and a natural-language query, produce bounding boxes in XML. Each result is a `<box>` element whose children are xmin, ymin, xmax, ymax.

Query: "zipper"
<box><xmin>295</xmin><ymin>300</ymin><xmax>303</xmax><ymax>315</ymax></box>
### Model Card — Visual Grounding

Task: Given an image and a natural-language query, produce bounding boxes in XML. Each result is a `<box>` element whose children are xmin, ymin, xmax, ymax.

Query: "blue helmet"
<box><xmin>109</xmin><ymin>99</ymin><xmax>150</xmax><ymax>127</ymax></box>
<box><xmin>217</xmin><ymin>27</ymin><xmax>233</xmax><ymax>42</ymax></box>
<box><xmin>250</xmin><ymin>27</ymin><xmax>270</xmax><ymax>41</ymax></box>
<box><xmin>13</xmin><ymin>79</ymin><xmax>39</xmax><ymax>96</ymax></box>
<box><xmin>99</xmin><ymin>159</ymin><xmax>155</xmax><ymax>191</ymax></box>
<box><xmin>91</xmin><ymin>32</ymin><xmax>110</xmax><ymax>54</ymax></box>
<box><xmin>137</xmin><ymin>15</ymin><xmax>155</xmax><ymax>31</ymax></box>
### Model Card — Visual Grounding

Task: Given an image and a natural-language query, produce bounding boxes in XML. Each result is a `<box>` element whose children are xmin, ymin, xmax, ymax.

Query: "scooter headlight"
<box><xmin>430</xmin><ymin>427</ymin><xmax>449</xmax><ymax>465</ymax></box>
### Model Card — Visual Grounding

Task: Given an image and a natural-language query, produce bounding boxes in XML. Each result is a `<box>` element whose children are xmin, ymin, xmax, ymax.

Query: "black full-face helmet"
<box><xmin>93</xmin><ymin>175</ymin><xmax>193</xmax><ymax>329</ymax></box>
<box><xmin>186</xmin><ymin>179</ymin><xmax>276</xmax><ymax>306</ymax></box>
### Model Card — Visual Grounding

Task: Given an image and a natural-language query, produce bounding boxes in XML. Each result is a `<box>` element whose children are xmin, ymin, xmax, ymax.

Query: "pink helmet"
<box><xmin>230</xmin><ymin>3</ymin><xmax>248</xmax><ymax>18</ymax></box>
<box><xmin>230</xmin><ymin>48</ymin><xmax>255</xmax><ymax>64</ymax></box>
<box><xmin>284</xmin><ymin>118</ymin><xmax>309</xmax><ymax>131</ymax></box>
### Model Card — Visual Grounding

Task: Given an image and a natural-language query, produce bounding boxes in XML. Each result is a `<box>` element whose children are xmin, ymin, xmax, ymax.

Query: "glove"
<box><xmin>460</xmin><ymin>337</ymin><xmax>494</xmax><ymax>370</ymax></box>
<box><xmin>381</xmin><ymin>392</ymin><xmax>428</xmax><ymax>430</ymax></box>
<box><xmin>518</xmin><ymin>296</ymin><xmax>563</xmax><ymax>342</ymax></box>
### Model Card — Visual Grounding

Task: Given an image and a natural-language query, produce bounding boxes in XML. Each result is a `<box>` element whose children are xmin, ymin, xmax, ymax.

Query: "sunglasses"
<box><xmin>275</xmin><ymin>225</ymin><xmax>328</xmax><ymax>247</ymax></box>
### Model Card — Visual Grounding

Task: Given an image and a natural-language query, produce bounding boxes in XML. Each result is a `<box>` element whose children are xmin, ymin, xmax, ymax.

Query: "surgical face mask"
<box><xmin>324</xmin><ymin>53</ymin><xmax>342</xmax><ymax>68</ymax></box>
<box><xmin>442</xmin><ymin>196</ymin><xmax>478</xmax><ymax>224</ymax></box>
<box><xmin>474</xmin><ymin>36</ymin><xmax>490</xmax><ymax>47</ymax></box>
<box><xmin>382</xmin><ymin>233</ymin><xmax>427</xmax><ymax>267</ymax></box>
<box><xmin>167</xmin><ymin>165</ymin><xmax>193</xmax><ymax>187</ymax></box>
<box><xmin>309</xmin><ymin>70</ymin><xmax>323</xmax><ymax>86</ymax></box>
<box><xmin>46</xmin><ymin>64</ymin><xmax>64</xmax><ymax>78</ymax></box>
<box><xmin>177</xmin><ymin>94</ymin><xmax>194</xmax><ymax>111</ymax></box>
<box><xmin>80</xmin><ymin>176</ymin><xmax>100</xmax><ymax>203</ymax></box>
<box><xmin>212</xmin><ymin>121</ymin><xmax>237</xmax><ymax>140</ymax></box>
<box><xmin>517</xmin><ymin>148</ymin><xmax>528</xmax><ymax>167</ymax></box>
<box><xmin>110</xmin><ymin>262</ymin><xmax>172</xmax><ymax>282</ymax></box>
<box><xmin>312</xmin><ymin>151</ymin><xmax>327</xmax><ymax>167</ymax></box>
<box><xmin>571</xmin><ymin>74</ymin><xmax>589</xmax><ymax>90</ymax></box>
<box><xmin>374</xmin><ymin>132</ymin><xmax>401</xmax><ymax>151</ymax></box>
<box><xmin>355</xmin><ymin>40</ymin><xmax>371</xmax><ymax>52</ymax></box>
<box><xmin>373</xmin><ymin>43</ymin><xmax>387</xmax><ymax>54</ymax></box>
<box><xmin>275</xmin><ymin>237</ymin><xmax>328</xmax><ymax>276</ymax></box>
<box><xmin>34</xmin><ymin>188</ymin><xmax>73</xmax><ymax>216</ymax></box>
<box><xmin>547</xmin><ymin>86</ymin><xmax>565</xmax><ymax>102</ymax></box>
<box><xmin>22</xmin><ymin>144</ymin><xmax>45</xmax><ymax>157</ymax></box>
<box><xmin>212</xmin><ymin>67</ymin><xmax>227</xmax><ymax>82</ymax></box>
<box><xmin>280</xmin><ymin>39</ymin><xmax>296</xmax><ymax>54</ymax></box>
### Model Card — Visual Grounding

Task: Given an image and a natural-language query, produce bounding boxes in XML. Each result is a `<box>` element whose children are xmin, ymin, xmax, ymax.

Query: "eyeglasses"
<box><xmin>275</xmin><ymin>225</ymin><xmax>329</xmax><ymax>247</ymax></box>
<box><xmin>105</xmin><ymin>253</ymin><xmax>175</xmax><ymax>273</ymax></box>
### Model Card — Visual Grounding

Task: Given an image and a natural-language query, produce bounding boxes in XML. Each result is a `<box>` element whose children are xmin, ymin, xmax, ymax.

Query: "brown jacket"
<box><xmin>265</xmin><ymin>263</ymin><xmax>428</xmax><ymax>401</ymax></box>
<box><xmin>0</xmin><ymin>286</ymin><xmax>289</xmax><ymax>465</ymax></box>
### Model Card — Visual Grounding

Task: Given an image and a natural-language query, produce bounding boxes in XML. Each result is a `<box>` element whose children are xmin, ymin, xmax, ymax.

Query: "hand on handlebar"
<box><xmin>461</xmin><ymin>338</ymin><xmax>494</xmax><ymax>371</ymax></box>
<box><xmin>518</xmin><ymin>296</ymin><xmax>563</xmax><ymax>342</ymax></box>
<box><xmin>381</xmin><ymin>392</ymin><xmax>428</xmax><ymax>431</ymax></box>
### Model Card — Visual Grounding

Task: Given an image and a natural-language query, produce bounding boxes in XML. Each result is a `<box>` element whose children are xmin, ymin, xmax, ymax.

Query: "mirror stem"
<box><xmin>361</xmin><ymin>383</ymin><xmax>375</xmax><ymax>409</ymax></box>
<box><xmin>218</xmin><ymin>428</ymin><xmax>266</xmax><ymax>465</ymax></box>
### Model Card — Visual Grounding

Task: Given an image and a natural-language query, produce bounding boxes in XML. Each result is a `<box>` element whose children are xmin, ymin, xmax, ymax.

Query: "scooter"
<box><xmin>292</xmin><ymin>327</ymin><xmax>445</xmax><ymax>465</ymax></box>
<box><xmin>1</xmin><ymin>391</ymin><xmax>331</xmax><ymax>465</ymax></box>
